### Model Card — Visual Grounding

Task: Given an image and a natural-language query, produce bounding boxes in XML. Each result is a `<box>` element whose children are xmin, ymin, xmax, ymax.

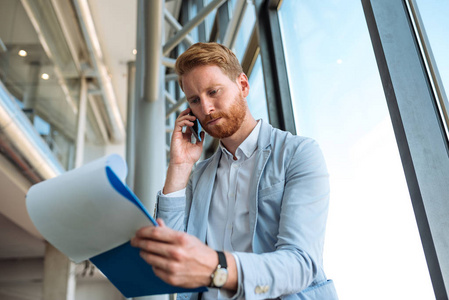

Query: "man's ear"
<box><xmin>237</xmin><ymin>73</ymin><xmax>250</xmax><ymax>97</ymax></box>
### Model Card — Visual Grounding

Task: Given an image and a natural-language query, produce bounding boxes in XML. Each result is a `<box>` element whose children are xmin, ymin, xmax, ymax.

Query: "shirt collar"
<box><xmin>219</xmin><ymin>120</ymin><xmax>261</xmax><ymax>160</ymax></box>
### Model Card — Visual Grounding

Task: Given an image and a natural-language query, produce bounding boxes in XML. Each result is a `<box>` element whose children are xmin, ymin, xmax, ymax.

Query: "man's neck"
<box><xmin>220</xmin><ymin>114</ymin><xmax>257</xmax><ymax>158</ymax></box>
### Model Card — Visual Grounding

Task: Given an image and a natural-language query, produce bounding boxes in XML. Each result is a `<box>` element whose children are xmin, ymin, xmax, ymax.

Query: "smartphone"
<box><xmin>188</xmin><ymin>111</ymin><xmax>202</xmax><ymax>142</ymax></box>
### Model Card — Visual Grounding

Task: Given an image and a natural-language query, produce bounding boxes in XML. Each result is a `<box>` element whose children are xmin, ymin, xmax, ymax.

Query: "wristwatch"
<box><xmin>209</xmin><ymin>251</ymin><xmax>228</xmax><ymax>288</ymax></box>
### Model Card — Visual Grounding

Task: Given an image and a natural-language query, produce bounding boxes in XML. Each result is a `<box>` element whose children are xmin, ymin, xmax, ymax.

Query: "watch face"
<box><xmin>213</xmin><ymin>268</ymin><xmax>228</xmax><ymax>287</ymax></box>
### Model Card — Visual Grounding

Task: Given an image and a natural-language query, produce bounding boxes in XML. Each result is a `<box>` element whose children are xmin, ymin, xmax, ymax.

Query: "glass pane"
<box><xmin>0</xmin><ymin>0</ymin><xmax>79</xmax><ymax>169</ymax></box>
<box><xmin>278</xmin><ymin>1</ymin><xmax>434</xmax><ymax>299</ymax></box>
<box><xmin>232</xmin><ymin>1</ymin><xmax>256</xmax><ymax>62</ymax></box>
<box><xmin>247</xmin><ymin>55</ymin><xmax>269</xmax><ymax>122</ymax></box>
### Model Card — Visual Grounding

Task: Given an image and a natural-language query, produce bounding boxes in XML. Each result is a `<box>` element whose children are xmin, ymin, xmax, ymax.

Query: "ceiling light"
<box><xmin>337</xmin><ymin>59</ymin><xmax>343</xmax><ymax>64</ymax></box>
<box><xmin>18</xmin><ymin>50</ymin><xmax>28</xmax><ymax>57</ymax></box>
<box><xmin>41</xmin><ymin>73</ymin><xmax>50</xmax><ymax>80</ymax></box>
<box><xmin>132</xmin><ymin>49</ymin><xmax>137</xmax><ymax>55</ymax></box>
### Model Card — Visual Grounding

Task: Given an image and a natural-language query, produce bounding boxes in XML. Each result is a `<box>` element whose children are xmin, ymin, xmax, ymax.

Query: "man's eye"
<box><xmin>190</xmin><ymin>97</ymin><xmax>200</xmax><ymax>104</ymax></box>
<box><xmin>209</xmin><ymin>89</ymin><xmax>217</xmax><ymax>96</ymax></box>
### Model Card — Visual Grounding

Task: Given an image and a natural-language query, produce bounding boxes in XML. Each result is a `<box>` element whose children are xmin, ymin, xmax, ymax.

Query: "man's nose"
<box><xmin>200</xmin><ymin>97</ymin><xmax>214</xmax><ymax>115</ymax></box>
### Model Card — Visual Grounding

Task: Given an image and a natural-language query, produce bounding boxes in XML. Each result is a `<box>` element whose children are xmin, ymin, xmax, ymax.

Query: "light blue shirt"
<box><xmin>203</xmin><ymin>120</ymin><xmax>261</xmax><ymax>299</ymax></box>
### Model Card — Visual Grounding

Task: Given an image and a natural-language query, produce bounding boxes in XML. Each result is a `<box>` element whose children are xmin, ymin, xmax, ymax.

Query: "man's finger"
<box><xmin>135</xmin><ymin>224</ymin><xmax>182</xmax><ymax>243</ymax></box>
<box><xmin>140</xmin><ymin>249</ymin><xmax>175</xmax><ymax>272</ymax></box>
<box><xmin>157</xmin><ymin>218</ymin><xmax>166</xmax><ymax>227</ymax></box>
<box><xmin>134</xmin><ymin>237</ymin><xmax>184</xmax><ymax>260</ymax></box>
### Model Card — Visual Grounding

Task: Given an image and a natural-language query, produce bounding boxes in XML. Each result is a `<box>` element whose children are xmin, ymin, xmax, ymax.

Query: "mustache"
<box><xmin>203</xmin><ymin>112</ymin><xmax>227</xmax><ymax>123</ymax></box>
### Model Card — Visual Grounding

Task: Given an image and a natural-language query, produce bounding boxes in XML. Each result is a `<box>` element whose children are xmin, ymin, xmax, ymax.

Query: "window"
<box><xmin>278</xmin><ymin>1</ymin><xmax>434</xmax><ymax>298</ymax></box>
<box><xmin>247</xmin><ymin>55</ymin><xmax>269</xmax><ymax>122</ymax></box>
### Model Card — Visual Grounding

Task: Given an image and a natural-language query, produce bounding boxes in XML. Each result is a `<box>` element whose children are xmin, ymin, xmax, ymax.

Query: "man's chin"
<box><xmin>204</xmin><ymin>130</ymin><xmax>225</xmax><ymax>139</ymax></box>
<box><xmin>204</xmin><ymin>127</ymin><xmax>235</xmax><ymax>140</ymax></box>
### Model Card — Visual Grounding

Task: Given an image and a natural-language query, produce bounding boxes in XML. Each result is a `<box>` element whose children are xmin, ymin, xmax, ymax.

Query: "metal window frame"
<box><xmin>362</xmin><ymin>0</ymin><xmax>449</xmax><ymax>298</ymax></box>
<box><xmin>254</xmin><ymin>0</ymin><xmax>295</xmax><ymax>134</ymax></box>
<box><xmin>241</xmin><ymin>25</ymin><xmax>260</xmax><ymax>78</ymax></box>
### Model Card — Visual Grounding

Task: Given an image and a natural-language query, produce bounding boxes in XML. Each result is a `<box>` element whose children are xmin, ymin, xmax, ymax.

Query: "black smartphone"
<box><xmin>188</xmin><ymin>111</ymin><xmax>202</xmax><ymax>142</ymax></box>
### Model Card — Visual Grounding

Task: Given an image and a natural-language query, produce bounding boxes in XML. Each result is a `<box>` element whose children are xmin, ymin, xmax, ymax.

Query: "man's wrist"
<box><xmin>168</xmin><ymin>161</ymin><xmax>195</xmax><ymax>169</ymax></box>
<box><xmin>209</xmin><ymin>251</ymin><xmax>228</xmax><ymax>288</ymax></box>
<box><xmin>163</xmin><ymin>163</ymin><xmax>194</xmax><ymax>194</ymax></box>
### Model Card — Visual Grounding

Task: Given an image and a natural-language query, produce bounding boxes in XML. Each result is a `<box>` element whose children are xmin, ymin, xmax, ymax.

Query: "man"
<box><xmin>131</xmin><ymin>42</ymin><xmax>338</xmax><ymax>299</ymax></box>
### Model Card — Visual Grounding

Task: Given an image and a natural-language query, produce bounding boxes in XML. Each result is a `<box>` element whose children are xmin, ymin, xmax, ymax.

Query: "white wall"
<box><xmin>83</xmin><ymin>141</ymin><xmax>126</xmax><ymax>165</ymax></box>
<box><xmin>76</xmin><ymin>280</ymin><xmax>125</xmax><ymax>300</ymax></box>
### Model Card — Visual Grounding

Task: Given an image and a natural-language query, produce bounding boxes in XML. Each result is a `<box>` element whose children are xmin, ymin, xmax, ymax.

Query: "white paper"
<box><xmin>26</xmin><ymin>154</ymin><xmax>154</xmax><ymax>263</ymax></box>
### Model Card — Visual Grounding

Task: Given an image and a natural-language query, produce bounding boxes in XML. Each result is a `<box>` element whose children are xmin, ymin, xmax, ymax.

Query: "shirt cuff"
<box><xmin>230</xmin><ymin>253</ymin><xmax>244</xmax><ymax>299</ymax></box>
<box><xmin>160</xmin><ymin>188</ymin><xmax>186</xmax><ymax>197</ymax></box>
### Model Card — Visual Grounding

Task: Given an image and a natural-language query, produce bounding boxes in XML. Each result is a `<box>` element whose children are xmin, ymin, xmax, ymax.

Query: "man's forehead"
<box><xmin>182</xmin><ymin>65</ymin><xmax>231</xmax><ymax>91</ymax></box>
<box><xmin>184</xmin><ymin>64</ymin><xmax>226</xmax><ymax>78</ymax></box>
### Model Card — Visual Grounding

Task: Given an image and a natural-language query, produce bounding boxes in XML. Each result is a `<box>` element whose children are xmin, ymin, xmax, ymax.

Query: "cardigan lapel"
<box><xmin>186</xmin><ymin>151</ymin><xmax>222</xmax><ymax>242</ymax></box>
<box><xmin>247</xmin><ymin>148</ymin><xmax>271</xmax><ymax>246</ymax></box>
<box><xmin>247</xmin><ymin>120</ymin><xmax>273</xmax><ymax>249</ymax></box>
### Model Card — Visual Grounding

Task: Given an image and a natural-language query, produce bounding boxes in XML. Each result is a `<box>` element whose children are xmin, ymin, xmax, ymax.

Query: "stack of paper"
<box><xmin>26</xmin><ymin>154</ymin><xmax>206</xmax><ymax>297</ymax></box>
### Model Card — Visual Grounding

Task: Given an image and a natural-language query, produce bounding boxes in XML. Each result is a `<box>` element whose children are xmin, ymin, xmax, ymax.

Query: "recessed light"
<box><xmin>41</xmin><ymin>73</ymin><xmax>50</xmax><ymax>80</ymax></box>
<box><xmin>337</xmin><ymin>59</ymin><xmax>343</xmax><ymax>64</ymax></box>
<box><xmin>132</xmin><ymin>49</ymin><xmax>137</xmax><ymax>55</ymax></box>
<box><xmin>18</xmin><ymin>50</ymin><xmax>27</xmax><ymax>57</ymax></box>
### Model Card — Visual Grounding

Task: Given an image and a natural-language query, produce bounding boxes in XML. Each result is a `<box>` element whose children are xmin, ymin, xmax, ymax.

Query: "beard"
<box><xmin>201</xmin><ymin>94</ymin><xmax>247</xmax><ymax>139</ymax></box>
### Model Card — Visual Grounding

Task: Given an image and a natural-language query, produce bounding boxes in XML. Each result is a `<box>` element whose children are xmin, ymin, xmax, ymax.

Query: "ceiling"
<box><xmin>0</xmin><ymin>0</ymin><xmax>183</xmax><ymax>294</ymax></box>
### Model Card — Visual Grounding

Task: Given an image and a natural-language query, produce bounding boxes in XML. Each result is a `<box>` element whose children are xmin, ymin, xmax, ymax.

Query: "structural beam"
<box><xmin>165</xmin><ymin>73</ymin><xmax>179</xmax><ymax>82</ymax></box>
<box><xmin>241</xmin><ymin>26</ymin><xmax>260</xmax><ymax>78</ymax></box>
<box><xmin>74</xmin><ymin>76</ymin><xmax>87</xmax><ymax>168</ymax></box>
<box><xmin>22</xmin><ymin>62</ymin><xmax>41</xmax><ymax>121</ymax></box>
<box><xmin>162</xmin><ymin>57</ymin><xmax>176</xmax><ymax>69</ymax></box>
<box><xmin>222</xmin><ymin>0</ymin><xmax>249</xmax><ymax>49</ymax></box>
<box><xmin>138</xmin><ymin>0</ymin><xmax>164</xmax><ymax>103</ymax></box>
<box><xmin>134</xmin><ymin>3</ymin><xmax>167</xmax><ymax>299</ymax></box>
<box><xmin>406</xmin><ymin>0</ymin><xmax>449</xmax><ymax>139</ymax></box>
<box><xmin>166</xmin><ymin>97</ymin><xmax>186</xmax><ymax>118</ymax></box>
<box><xmin>165</xmin><ymin>90</ymin><xmax>177</xmax><ymax>105</ymax></box>
<box><xmin>163</xmin><ymin>0</ymin><xmax>227</xmax><ymax>56</ymax></box>
<box><xmin>87</xmin><ymin>94</ymin><xmax>109</xmax><ymax>144</ymax></box>
<box><xmin>42</xmin><ymin>244</ymin><xmax>76</xmax><ymax>300</ymax></box>
<box><xmin>362</xmin><ymin>0</ymin><xmax>449</xmax><ymax>298</ymax></box>
<box><xmin>73</xmin><ymin>0</ymin><xmax>126</xmax><ymax>142</ymax></box>
<box><xmin>164</xmin><ymin>8</ymin><xmax>195</xmax><ymax>46</ymax></box>
<box><xmin>126</xmin><ymin>61</ymin><xmax>136</xmax><ymax>189</ymax></box>
<box><xmin>254</xmin><ymin>0</ymin><xmax>296</xmax><ymax>134</ymax></box>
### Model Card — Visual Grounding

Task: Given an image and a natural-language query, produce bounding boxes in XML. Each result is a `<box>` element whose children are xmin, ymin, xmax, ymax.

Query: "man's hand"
<box><xmin>169</xmin><ymin>108</ymin><xmax>204</xmax><ymax>166</ymax></box>
<box><xmin>131</xmin><ymin>219</ymin><xmax>217</xmax><ymax>288</ymax></box>
<box><xmin>163</xmin><ymin>108</ymin><xmax>205</xmax><ymax>194</ymax></box>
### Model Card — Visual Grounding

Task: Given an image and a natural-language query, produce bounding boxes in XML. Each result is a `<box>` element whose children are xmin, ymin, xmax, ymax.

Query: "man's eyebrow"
<box><xmin>186</xmin><ymin>84</ymin><xmax>223</xmax><ymax>100</ymax></box>
<box><xmin>186</xmin><ymin>95</ymin><xmax>198</xmax><ymax>102</ymax></box>
<box><xmin>206</xmin><ymin>83</ymin><xmax>223</xmax><ymax>90</ymax></box>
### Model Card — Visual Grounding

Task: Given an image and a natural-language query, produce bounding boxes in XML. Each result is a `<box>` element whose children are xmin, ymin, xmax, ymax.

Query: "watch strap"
<box><xmin>209</xmin><ymin>251</ymin><xmax>228</xmax><ymax>288</ymax></box>
<box><xmin>217</xmin><ymin>251</ymin><xmax>227</xmax><ymax>269</ymax></box>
